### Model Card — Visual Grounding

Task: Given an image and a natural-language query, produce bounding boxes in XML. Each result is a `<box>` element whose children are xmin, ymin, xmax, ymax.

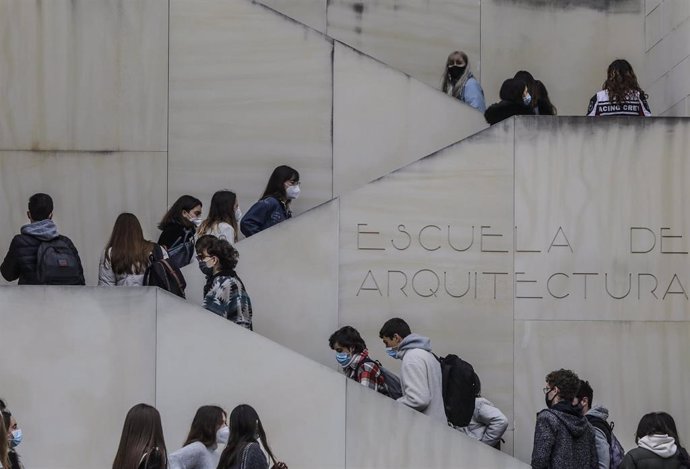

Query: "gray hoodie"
<box><xmin>587</xmin><ymin>405</ymin><xmax>612</xmax><ymax>469</ymax></box>
<box><xmin>395</xmin><ymin>333</ymin><xmax>446</xmax><ymax>422</ymax></box>
<box><xmin>21</xmin><ymin>219</ymin><xmax>59</xmax><ymax>240</ymax></box>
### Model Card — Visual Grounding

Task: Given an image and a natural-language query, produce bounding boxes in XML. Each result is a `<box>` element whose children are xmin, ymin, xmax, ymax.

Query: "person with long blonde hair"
<box><xmin>98</xmin><ymin>213</ymin><xmax>162</xmax><ymax>286</ymax></box>
<box><xmin>441</xmin><ymin>51</ymin><xmax>486</xmax><ymax>112</ymax></box>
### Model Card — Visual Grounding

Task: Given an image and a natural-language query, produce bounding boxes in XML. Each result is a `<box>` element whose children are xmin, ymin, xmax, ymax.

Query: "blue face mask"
<box><xmin>386</xmin><ymin>347</ymin><xmax>398</xmax><ymax>359</ymax></box>
<box><xmin>523</xmin><ymin>93</ymin><xmax>532</xmax><ymax>106</ymax></box>
<box><xmin>335</xmin><ymin>352</ymin><xmax>352</xmax><ymax>367</ymax></box>
<box><xmin>10</xmin><ymin>429</ymin><xmax>22</xmax><ymax>448</ymax></box>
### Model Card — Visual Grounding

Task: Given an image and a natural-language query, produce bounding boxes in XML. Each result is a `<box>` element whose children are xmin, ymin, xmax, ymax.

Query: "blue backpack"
<box><xmin>587</xmin><ymin>416</ymin><xmax>625</xmax><ymax>469</ymax></box>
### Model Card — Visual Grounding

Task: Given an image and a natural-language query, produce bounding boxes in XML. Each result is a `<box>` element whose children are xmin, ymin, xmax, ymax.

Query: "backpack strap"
<box><xmin>586</xmin><ymin>415</ymin><xmax>612</xmax><ymax>444</ymax></box>
<box><xmin>150</xmin><ymin>244</ymin><xmax>165</xmax><ymax>262</ymax></box>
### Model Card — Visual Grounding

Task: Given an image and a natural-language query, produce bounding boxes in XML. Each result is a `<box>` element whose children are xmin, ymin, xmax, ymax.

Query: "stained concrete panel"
<box><xmin>481</xmin><ymin>0</ymin><xmax>645</xmax><ymax>115</ymax></box>
<box><xmin>0</xmin><ymin>0</ymin><xmax>168</xmax><ymax>151</ymax></box>
<box><xmin>327</xmin><ymin>0</ymin><xmax>482</xmax><ymax>89</ymax></box>
<box><xmin>514</xmin><ymin>118</ymin><xmax>690</xmax><ymax>321</ymax></box>
<box><xmin>155</xmin><ymin>291</ymin><xmax>346</xmax><ymax>469</ymax></box>
<box><xmin>514</xmin><ymin>320</ymin><xmax>690</xmax><ymax>463</ymax></box>
<box><xmin>0</xmin><ymin>287</ymin><xmax>157</xmax><ymax>469</ymax></box>
<box><xmin>346</xmin><ymin>380</ymin><xmax>530</xmax><ymax>469</ymax></box>
<box><xmin>169</xmin><ymin>0</ymin><xmax>333</xmax><ymax>218</ymax></box>
<box><xmin>333</xmin><ymin>42</ymin><xmax>489</xmax><ymax>196</ymax></box>
<box><xmin>224</xmin><ymin>200</ymin><xmax>339</xmax><ymax>367</ymax></box>
<box><xmin>339</xmin><ymin>120</ymin><xmax>516</xmax><ymax>450</ymax></box>
<box><xmin>0</xmin><ymin>151</ymin><xmax>168</xmax><ymax>286</ymax></box>
<box><xmin>258</xmin><ymin>0</ymin><xmax>327</xmax><ymax>32</ymax></box>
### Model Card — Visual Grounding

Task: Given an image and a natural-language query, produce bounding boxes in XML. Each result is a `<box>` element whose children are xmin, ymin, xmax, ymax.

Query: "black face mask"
<box><xmin>448</xmin><ymin>65</ymin><xmax>466</xmax><ymax>81</ymax></box>
<box><xmin>545</xmin><ymin>389</ymin><xmax>557</xmax><ymax>409</ymax></box>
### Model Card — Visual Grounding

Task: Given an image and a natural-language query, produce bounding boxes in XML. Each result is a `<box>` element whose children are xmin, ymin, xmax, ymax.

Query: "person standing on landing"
<box><xmin>441</xmin><ymin>51</ymin><xmax>486</xmax><ymax>112</ymax></box>
<box><xmin>378</xmin><ymin>318</ymin><xmax>446</xmax><ymax>422</ymax></box>
<box><xmin>587</xmin><ymin>59</ymin><xmax>651</xmax><ymax>117</ymax></box>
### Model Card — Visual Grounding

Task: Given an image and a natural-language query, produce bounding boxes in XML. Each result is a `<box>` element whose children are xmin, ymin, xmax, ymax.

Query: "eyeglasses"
<box><xmin>196</xmin><ymin>254</ymin><xmax>211</xmax><ymax>261</ymax></box>
<box><xmin>543</xmin><ymin>387</ymin><xmax>554</xmax><ymax>395</ymax></box>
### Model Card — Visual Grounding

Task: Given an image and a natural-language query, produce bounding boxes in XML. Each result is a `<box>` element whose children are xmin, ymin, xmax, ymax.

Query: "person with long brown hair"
<box><xmin>112</xmin><ymin>403</ymin><xmax>167</xmax><ymax>469</ymax></box>
<box><xmin>169</xmin><ymin>406</ymin><xmax>227</xmax><ymax>469</ymax></box>
<box><xmin>217</xmin><ymin>405</ymin><xmax>287</xmax><ymax>469</ymax></box>
<box><xmin>99</xmin><ymin>213</ymin><xmax>163</xmax><ymax>287</ymax></box>
<box><xmin>197</xmin><ymin>191</ymin><xmax>240</xmax><ymax>245</ymax></box>
<box><xmin>587</xmin><ymin>59</ymin><xmax>651</xmax><ymax>116</ymax></box>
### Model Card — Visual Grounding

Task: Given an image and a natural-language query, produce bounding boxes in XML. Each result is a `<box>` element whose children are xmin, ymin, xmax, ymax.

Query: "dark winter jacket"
<box><xmin>531</xmin><ymin>401</ymin><xmax>598</xmax><ymax>469</ymax></box>
<box><xmin>240</xmin><ymin>196</ymin><xmax>291</xmax><ymax>238</ymax></box>
<box><xmin>1</xmin><ymin>219</ymin><xmax>85</xmax><ymax>285</ymax></box>
<box><xmin>228</xmin><ymin>442</ymin><xmax>268</xmax><ymax>469</ymax></box>
<box><xmin>620</xmin><ymin>435</ymin><xmax>689</xmax><ymax>469</ymax></box>
<box><xmin>484</xmin><ymin>100</ymin><xmax>534</xmax><ymax>125</ymax></box>
<box><xmin>158</xmin><ymin>222</ymin><xmax>191</xmax><ymax>251</ymax></box>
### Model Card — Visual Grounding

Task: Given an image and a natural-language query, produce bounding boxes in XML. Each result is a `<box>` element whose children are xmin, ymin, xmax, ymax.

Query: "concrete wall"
<box><xmin>645</xmin><ymin>0</ymin><xmax>690</xmax><ymax>115</ymax></box>
<box><xmin>261</xmin><ymin>0</ymin><xmax>648</xmax><ymax>116</ymax></box>
<box><xmin>235</xmin><ymin>116</ymin><xmax>690</xmax><ymax>461</ymax></box>
<box><xmin>0</xmin><ymin>0</ymin><xmax>485</xmax><ymax>286</ymax></box>
<box><xmin>0</xmin><ymin>286</ymin><xmax>529</xmax><ymax>469</ymax></box>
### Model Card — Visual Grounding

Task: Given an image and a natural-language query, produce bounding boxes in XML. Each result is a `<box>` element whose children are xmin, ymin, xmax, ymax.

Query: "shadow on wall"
<box><xmin>492</xmin><ymin>0</ymin><xmax>642</xmax><ymax>13</ymax></box>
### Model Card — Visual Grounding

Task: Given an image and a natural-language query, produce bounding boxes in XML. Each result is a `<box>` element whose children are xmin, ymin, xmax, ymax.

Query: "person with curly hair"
<box><xmin>531</xmin><ymin>369</ymin><xmax>598</xmax><ymax>469</ymax></box>
<box><xmin>587</xmin><ymin>59</ymin><xmax>651</xmax><ymax>116</ymax></box>
<box><xmin>196</xmin><ymin>237</ymin><xmax>253</xmax><ymax>330</ymax></box>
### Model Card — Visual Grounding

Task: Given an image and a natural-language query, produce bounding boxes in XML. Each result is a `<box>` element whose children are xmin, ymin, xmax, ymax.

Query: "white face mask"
<box><xmin>234</xmin><ymin>207</ymin><xmax>242</xmax><ymax>222</ymax></box>
<box><xmin>217</xmin><ymin>425</ymin><xmax>230</xmax><ymax>445</ymax></box>
<box><xmin>191</xmin><ymin>218</ymin><xmax>202</xmax><ymax>227</ymax></box>
<box><xmin>286</xmin><ymin>185</ymin><xmax>301</xmax><ymax>200</ymax></box>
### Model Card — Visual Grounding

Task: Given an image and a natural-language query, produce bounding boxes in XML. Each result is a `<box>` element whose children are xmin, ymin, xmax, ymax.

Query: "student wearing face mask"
<box><xmin>1</xmin><ymin>406</ymin><xmax>24</xmax><ymax>469</ymax></box>
<box><xmin>169</xmin><ymin>406</ymin><xmax>228</xmax><ymax>469</ymax></box>
<box><xmin>158</xmin><ymin>195</ymin><xmax>203</xmax><ymax>268</ymax></box>
<box><xmin>484</xmin><ymin>78</ymin><xmax>534</xmax><ymax>125</ymax></box>
<box><xmin>197</xmin><ymin>191</ymin><xmax>241</xmax><ymax>245</ymax></box>
<box><xmin>441</xmin><ymin>51</ymin><xmax>486</xmax><ymax>112</ymax></box>
<box><xmin>196</xmin><ymin>237</ymin><xmax>252</xmax><ymax>330</ymax></box>
<box><xmin>531</xmin><ymin>369</ymin><xmax>598</xmax><ymax>469</ymax></box>
<box><xmin>158</xmin><ymin>195</ymin><xmax>203</xmax><ymax>250</ymax></box>
<box><xmin>378</xmin><ymin>318</ymin><xmax>446</xmax><ymax>422</ymax></box>
<box><xmin>240</xmin><ymin>166</ymin><xmax>299</xmax><ymax>238</ymax></box>
<box><xmin>328</xmin><ymin>326</ymin><xmax>386</xmax><ymax>392</ymax></box>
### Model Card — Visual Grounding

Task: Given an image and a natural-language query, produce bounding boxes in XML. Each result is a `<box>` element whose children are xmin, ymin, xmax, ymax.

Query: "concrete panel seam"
<box><xmin>251</xmin><ymin>0</ymin><xmax>331</xmax><ymax>42</ymax></box>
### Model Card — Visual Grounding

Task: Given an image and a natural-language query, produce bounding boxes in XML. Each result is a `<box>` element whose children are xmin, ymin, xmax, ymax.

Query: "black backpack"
<box><xmin>143</xmin><ymin>245</ymin><xmax>186</xmax><ymax>298</ymax></box>
<box><xmin>166</xmin><ymin>228</ymin><xmax>195</xmax><ymax>269</ymax></box>
<box><xmin>36</xmin><ymin>237</ymin><xmax>84</xmax><ymax>285</ymax></box>
<box><xmin>436</xmin><ymin>354</ymin><xmax>480</xmax><ymax>427</ymax></box>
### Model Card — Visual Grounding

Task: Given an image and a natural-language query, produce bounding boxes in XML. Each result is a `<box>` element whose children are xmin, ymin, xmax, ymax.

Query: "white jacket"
<box><xmin>459</xmin><ymin>397</ymin><xmax>508</xmax><ymax>447</ymax></box>
<box><xmin>98</xmin><ymin>247</ymin><xmax>166</xmax><ymax>287</ymax></box>
<box><xmin>395</xmin><ymin>334</ymin><xmax>446</xmax><ymax>423</ymax></box>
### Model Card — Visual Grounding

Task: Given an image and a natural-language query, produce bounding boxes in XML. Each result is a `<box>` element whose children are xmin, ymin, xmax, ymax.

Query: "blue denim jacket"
<box><xmin>240</xmin><ymin>196</ymin><xmax>291</xmax><ymax>237</ymax></box>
